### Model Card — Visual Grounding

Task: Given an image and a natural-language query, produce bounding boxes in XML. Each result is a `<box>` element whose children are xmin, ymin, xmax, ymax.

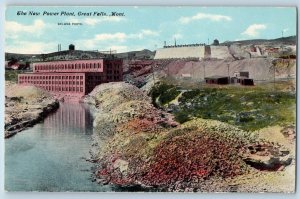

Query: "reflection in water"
<box><xmin>44</xmin><ymin>103</ymin><xmax>93</xmax><ymax>135</ymax></box>
<box><xmin>5</xmin><ymin>103</ymin><xmax>112</xmax><ymax>192</ymax></box>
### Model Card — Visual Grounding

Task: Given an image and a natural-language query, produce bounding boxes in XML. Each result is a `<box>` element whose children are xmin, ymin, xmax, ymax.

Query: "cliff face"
<box><xmin>86</xmin><ymin>82</ymin><xmax>294</xmax><ymax>192</ymax></box>
<box><xmin>5</xmin><ymin>82</ymin><xmax>59</xmax><ymax>138</ymax></box>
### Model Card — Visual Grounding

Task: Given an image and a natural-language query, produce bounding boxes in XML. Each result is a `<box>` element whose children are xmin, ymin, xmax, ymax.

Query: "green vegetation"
<box><xmin>150</xmin><ymin>83</ymin><xmax>181</xmax><ymax>105</ymax></box>
<box><xmin>151</xmin><ymin>82</ymin><xmax>295</xmax><ymax>131</ymax></box>
<box><xmin>5</xmin><ymin>70</ymin><xmax>23</xmax><ymax>82</ymax></box>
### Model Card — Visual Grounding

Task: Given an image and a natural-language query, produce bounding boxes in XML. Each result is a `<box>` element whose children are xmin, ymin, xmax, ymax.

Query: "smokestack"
<box><xmin>164</xmin><ymin>41</ymin><xmax>166</xmax><ymax>46</ymax></box>
<box><xmin>174</xmin><ymin>38</ymin><xmax>177</xmax><ymax>47</ymax></box>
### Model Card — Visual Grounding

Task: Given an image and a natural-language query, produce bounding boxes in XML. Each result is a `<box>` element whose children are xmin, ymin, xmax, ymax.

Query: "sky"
<box><xmin>5</xmin><ymin>6</ymin><xmax>297</xmax><ymax>54</ymax></box>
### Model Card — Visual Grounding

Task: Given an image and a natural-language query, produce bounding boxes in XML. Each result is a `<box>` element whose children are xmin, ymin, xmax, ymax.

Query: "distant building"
<box><xmin>205</xmin><ymin>76</ymin><xmax>230</xmax><ymax>84</ymax></box>
<box><xmin>181</xmin><ymin>73</ymin><xmax>192</xmax><ymax>79</ymax></box>
<box><xmin>240</xmin><ymin>71</ymin><xmax>249</xmax><ymax>78</ymax></box>
<box><xmin>5</xmin><ymin>60</ymin><xmax>30</xmax><ymax>70</ymax></box>
<box><xmin>18</xmin><ymin>58</ymin><xmax>123</xmax><ymax>100</ymax></box>
<box><xmin>212</xmin><ymin>39</ymin><xmax>219</xmax><ymax>46</ymax></box>
<box><xmin>240</xmin><ymin>78</ymin><xmax>254</xmax><ymax>86</ymax></box>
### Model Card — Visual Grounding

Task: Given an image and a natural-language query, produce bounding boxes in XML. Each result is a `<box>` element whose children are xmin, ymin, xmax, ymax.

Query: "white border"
<box><xmin>0</xmin><ymin>0</ymin><xmax>299</xmax><ymax>199</ymax></box>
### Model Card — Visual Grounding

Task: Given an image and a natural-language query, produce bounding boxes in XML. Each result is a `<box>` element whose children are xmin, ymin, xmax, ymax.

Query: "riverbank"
<box><xmin>86</xmin><ymin>82</ymin><xmax>295</xmax><ymax>192</ymax></box>
<box><xmin>5</xmin><ymin>81</ymin><xmax>59</xmax><ymax>138</ymax></box>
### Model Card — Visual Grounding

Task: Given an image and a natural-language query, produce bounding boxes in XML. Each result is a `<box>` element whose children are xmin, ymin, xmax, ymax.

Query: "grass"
<box><xmin>5</xmin><ymin>70</ymin><xmax>23</xmax><ymax>82</ymax></box>
<box><xmin>151</xmin><ymin>81</ymin><xmax>296</xmax><ymax>131</ymax></box>
<box><xmin>149</xmin><ymin>82</ymin><xmax>181</xmax><ymax>106</ymax></box>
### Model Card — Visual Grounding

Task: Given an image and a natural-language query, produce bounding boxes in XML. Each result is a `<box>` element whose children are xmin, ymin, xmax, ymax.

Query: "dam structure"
<box><xmin>154</xmin><ymin>43</ymin><xmax>232</xmax><ymax>60</ymax></box>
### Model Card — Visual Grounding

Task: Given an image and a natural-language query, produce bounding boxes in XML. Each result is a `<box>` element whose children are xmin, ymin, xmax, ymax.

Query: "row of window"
<box><xmin>107</xmin><ymin>76</ymin><xmax>120</xmax><ymax>81</ymax></box>
<box><xmin>107</xmin><ymin>63</ymin><xmax>121</xmax><ymax>69</ymax></box>
<box><xmin>107</xmin><ymin>70</ymin><xmax>120</xmax><ymax>74</ymax></box>
<box><xmin>19</xmin><ymin>75</ymin><xmax>84</xmax><ymax>80</ymax></box>
<box><xmin>41</xmin><ymin>85</ymin><xmax>84</xmax><ymax>92</ymax></box>
<box><xmin>35</xmin><ymin>63</ymin><xmax>102</xmax><ymax>71</ymax></box>
<box><xmin>87</xmin><ymin>76</ymin><xmax>102</xmax><ymax>80</ymax></box>
<box><xmin>19</xmin><ymin>80</ymin><xmax>84</xmax><ymax>85</ymax></box>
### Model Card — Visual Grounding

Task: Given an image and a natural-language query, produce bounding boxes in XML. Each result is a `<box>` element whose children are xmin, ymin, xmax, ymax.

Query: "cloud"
<box><xmin>283</xmin><ymin>28</ymin><xmax>289</xmax><ymax>33</ymax></box>
<box><xmin>67</xmin><ymin>16</ymin><xmax>125</xmax><ymax>26</ymax></box>
<box><xmin>140</xmin><ymin>29</ymin><xmax>159</xmax><ymax>36</ymax></box>
<box><xmin>172</xmin><ymin>33</ymin><xmax>183</xmax><ymax>40</ymax></box>
<box><xmin>129</xmin><ymin>29</ymin><xmax>159</xmax><ymax>39</ymax></box>
<box><xmin>5</xmin><ymin>19</ymin><xmax>46</xmax><ymax>37</ymax></box>
<box><xmin>179</xmin><ymin>12</ymin><xmax>232</xmax><ymax>24</ymax></box>
<box><xmin>94</xmin><ymin>32</ymin><xmax>127</xmax><ymax>42</ymax></box>
<box><xmin>242</xmin><ymin>24</ymin><xmax>266</xmax><ymax>37</ymax></box>
<box><xmin>75</xmin><ymin>29</ymin><xmax>159</xmax><ymax>52</ymax></box>
<box><xmin>6</xmin><ymin>41</ymin><xmax>57</xmax><ymax>54</ymax></box>
<box><xmin>107</xmin><ymin>45</ymin><xmax>128</xmax><ymax>53</ymax></box>
<box><xmin>92</xmin><ymin>29</ymin><xmax>159</xmax><ymax>42</ymax></box>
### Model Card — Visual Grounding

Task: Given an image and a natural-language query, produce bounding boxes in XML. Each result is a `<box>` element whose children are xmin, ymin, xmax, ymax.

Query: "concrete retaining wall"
<box><xmin>154</xmin><ymin>46</ymin><xmax>205</xmax><ymax>59</ymax></box>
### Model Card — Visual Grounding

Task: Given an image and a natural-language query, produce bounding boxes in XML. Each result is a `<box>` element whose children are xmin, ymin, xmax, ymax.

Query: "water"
<box><xmin>5</xmin><ymin>103</ymin><xmax>113</xmax><ymax>192</ymax></box>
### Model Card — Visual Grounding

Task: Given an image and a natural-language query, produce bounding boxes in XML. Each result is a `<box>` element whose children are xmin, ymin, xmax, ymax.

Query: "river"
<box><xmin>5</xmin><ymin>102</ymin><xmax>114</xmax><ymax>192</ymax></box>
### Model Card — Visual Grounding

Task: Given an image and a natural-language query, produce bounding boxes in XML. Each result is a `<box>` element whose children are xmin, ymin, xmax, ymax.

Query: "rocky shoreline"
<box><xmin>5</xmin><ymin>82</ymin><xmax>59</xmax><ymax>138</ymax></box>
<box><xmin>85</xmin><ymin>82</ymin><xmax>295</xmax><ymax>192</ymax></box>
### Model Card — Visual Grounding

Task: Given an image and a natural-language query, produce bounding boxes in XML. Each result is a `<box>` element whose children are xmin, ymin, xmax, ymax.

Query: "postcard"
<box><xmin>4</xmin><ymin>6</ymin><xmax>296</xmax><ymax>192</ymax></box>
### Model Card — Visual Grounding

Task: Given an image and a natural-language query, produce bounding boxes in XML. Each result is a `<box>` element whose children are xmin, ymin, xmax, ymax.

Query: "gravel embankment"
<box><xmin>86</xmin><ymin>82</ymin><xmax>295</xmax><ymax>192</ymax></box>
<box><xmin>5</xmin><ymin>82</ymin><xmax>59</xmax><ymax>138</ymax></box>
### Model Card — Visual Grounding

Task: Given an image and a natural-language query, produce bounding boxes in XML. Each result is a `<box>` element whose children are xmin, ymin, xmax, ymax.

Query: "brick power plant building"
<box><xmin>18</xmin><ymin>58</ymin><xmax>123</xmax><ymax>101</ymax></box>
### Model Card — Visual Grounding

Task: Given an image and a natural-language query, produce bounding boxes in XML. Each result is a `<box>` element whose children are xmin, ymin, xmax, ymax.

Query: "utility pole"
<box><xmin>274</xmin><ymin>64</ymin><xmax>276</xmax><ymax>91</ymax></box>
<box><xmin>227</xmin><ymin>63</ymin><xmax>230</xmax><ymax>83</ymax></box>
<box><xmin>152</xmin><ymin>63</ymin><xmax>155</xmax><ymax>85</ymax></box>
<box><xmin>203</xmin><ymin>62</ymin><xmax>206</xmax><ymax>82</ymax></box>
<box><xmin>192</xmin><ymin>62</ymin><xmax>194</xmax><ymax>80</ymax></box>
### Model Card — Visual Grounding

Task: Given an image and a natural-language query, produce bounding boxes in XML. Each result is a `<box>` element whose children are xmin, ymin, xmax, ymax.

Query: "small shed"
<box><xmin>240</xmin><ymin>78</ymin><xmax>254</xmax><ymax>86</ymax></box>
<box><xmin>181</xmin><ymin>73</ymin><xmax>192</xmax><ymax>79</ymax></box>
<box><xmin>205</xmin><ymin>76</ymin><xmax>229</xmax><ymax>85</ymax></box>
<box><xmin>240</xmin><ymin>71</ymin><xmax>249</xmax><ymax>78</ymax></box>
<box><xmin>231</xmin><ymin>76</ymin><xmax>239</xmax><ymax>84</ymax></box>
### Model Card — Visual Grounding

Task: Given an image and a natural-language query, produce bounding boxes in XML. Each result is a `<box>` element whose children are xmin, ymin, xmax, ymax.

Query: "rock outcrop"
<box><xmin>86</xmin><ymin>82</ymin><xmax>293</xmax><ymax>192</ymax></box>
<box><xmin>5</xmin><ymin>82</ymin><xmax>59</xmax><ymax>138</ymax></box>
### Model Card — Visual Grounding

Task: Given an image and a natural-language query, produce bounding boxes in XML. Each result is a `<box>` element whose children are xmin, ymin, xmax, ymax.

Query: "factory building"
<box><xmin>18</xmin><ymin>58</ymin><xmax>123</xmax><ymax>100</ymax></box>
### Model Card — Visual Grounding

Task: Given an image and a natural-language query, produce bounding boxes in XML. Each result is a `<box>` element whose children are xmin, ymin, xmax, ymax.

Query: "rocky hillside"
<box><xmin>85</xmin><ymin>82</ymin><xmax>294</xmax><ymax>192</ymax></box>
<box><xmin>5</xmin><ymin>82</ymin><xmax>59</xmax><ymax>138</ymax></box>
<box><xmin>124</xmin><ymin>57</ymin><xmax>296</xmax><ymax>91</ymax></box>
<box><xmin>222</xmin><ymin>36</ymin><xmax>296</xmax><ymax>46</ymax></box>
